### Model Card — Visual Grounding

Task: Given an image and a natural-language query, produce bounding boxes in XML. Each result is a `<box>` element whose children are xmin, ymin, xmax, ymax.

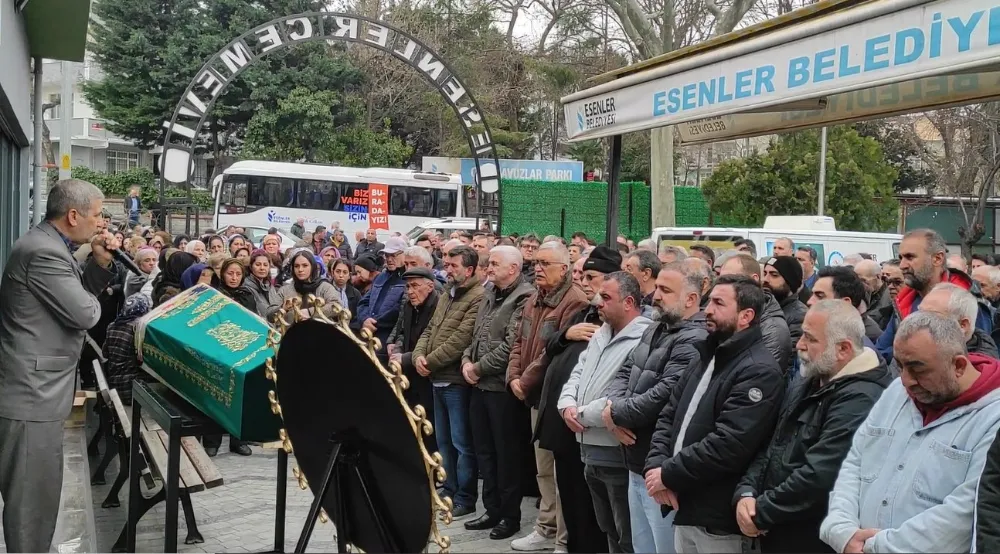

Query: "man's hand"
<box><xmin>362</xmin><ymin>318</ymin><xmax>377</xmax><ymax>334</ymax></box>
<box><xmin>844</xmin><ymin>529</ymin><xmax>879</xmax><ymax>554</ymax></box>
<box><xmin>561</xmin><ymin>407</ymin><xmax>585</xmax><ymax>433</ymax></box>
<box><xmin>461</xmin><ymin>362</ymin><xmax>479</xmax><ymax>385</ymax></box>
<box><xmin>612</xmin><ymin>427</ymin><xmax>636</xmax><ymax>446</ymax></box>
<box><xmin>565</xmin><ymin>323</ymin><xmax>600</xmax><ymax>342</ymax></box>
<box><xmin>387</xmin><ymin>344</ymin><xmax>397</xmax><ymax>357</ymax></box>
<box><xmin>736</xmin><ymin>497</ymin><xmax>760</xmax><ymax>537</ymax></box>
<box><xmin>389</xmin><ymin>353</ymin><xmax>402</xmax><ymax>365</ymax></box>
<box><xmin>651</xmin><ymin>490</ymin><xmax>672</xmax><ymax>506</ymax></box>
<box><xmin>91</xmin><ymin>230</ymin><xmax>119</xmax><ymax>268</ymax></box>
<box><xmin>601</xmin><ymin>400</ymin><xmax>615</xmax><ymax>430</ymax></box>
<box><xmin>510</xmin><ymin>379</ymin><xmax>525</xmax><ymax>400</ymax></box>
<box><xmin>644</xmin><ymin>467</ymin><xmax>665</xmax><ymax>495</ymax></box>
<box><xmin>415</xmin><ymin>356</ymin><xmax>430</xmax><ymax>377</ymax></box>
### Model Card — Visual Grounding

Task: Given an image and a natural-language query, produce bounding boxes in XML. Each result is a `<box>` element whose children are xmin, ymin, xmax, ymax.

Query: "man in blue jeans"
<box><xmin>124</xmin><ymin>186</ymin><xmax>142</xmax><ymax>227</ymax></box>
<box><xmin>412</xmin><ymin>246</ymin><xmax>486</xmax><ymax>518</ymax></box>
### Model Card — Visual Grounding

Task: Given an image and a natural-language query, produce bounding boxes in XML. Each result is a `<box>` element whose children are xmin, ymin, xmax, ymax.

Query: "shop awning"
<box><xmin>561</xmin><ymin>0</ymin><xmax>1000</xmax><ymax>145</ymax></box>
<box><xmin>22</xmin><ymin>0</ymin><xmax>92</xmax><ymax>62</ymax></box>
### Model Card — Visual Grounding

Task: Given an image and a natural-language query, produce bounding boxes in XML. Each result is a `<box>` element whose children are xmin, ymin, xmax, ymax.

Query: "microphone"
<box><xmin>112</xmin><ymin>248</ymin><xmax>144</xmax><ymax>276</ymax></box>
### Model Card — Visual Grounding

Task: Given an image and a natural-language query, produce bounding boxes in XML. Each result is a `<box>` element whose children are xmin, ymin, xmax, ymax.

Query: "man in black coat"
<box><xmin>762</xmin><ymin>256</ymin><xmax>807</xmax><ymax>347</ymax></box>
<box><xmin>643</xmin><ymin>274</ymin><xmax>784</xmax><ymax>553</ymax></box>
<box><xmin>603</xmin><ymin>261</ymin><xmax>709</xmax><ymax>554</ymax></box>
<box><xmin>718</xmin><ymin>254</ymin><xmax>793</xmax><ymax>372</ymax></box>
<box><xmin>733</xmin><ymin>300</ymin><xmax>891</xmax><ymax>553</ymax></box>
<box><xmin>387</xmin><ymin>267</ymin><xmax>440</xmax><ymax>452</ymax></box>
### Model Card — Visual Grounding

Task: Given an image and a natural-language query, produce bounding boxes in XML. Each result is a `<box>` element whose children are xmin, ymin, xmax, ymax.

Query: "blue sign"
<box><xmin>447</xmin><ymin>159</ymin><xmax>584</xmax><ymax>185</ymax></box>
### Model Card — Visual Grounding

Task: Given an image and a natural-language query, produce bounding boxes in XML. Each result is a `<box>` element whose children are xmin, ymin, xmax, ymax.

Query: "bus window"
<box><xmin>248</xmin><ymin>176</ymin><xmax>294</xmax><ymax>207</ymax></box>
<box><xmin>297</xmin><ymin>180</ymin><xmax>340</xmax><ymax>210</ymax></box>
<box><xmin>388</xmin><ymin>186</ymin><xmax>457</xmax><ymax>218</ymax></box>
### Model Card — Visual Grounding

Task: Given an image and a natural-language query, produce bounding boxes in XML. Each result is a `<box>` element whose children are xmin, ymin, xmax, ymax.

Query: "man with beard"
<box><xmin>718</xmin><ymin>254</ymin><xmax>793</xmax><ymax>372</ymax></box>
<box><xmin>875</xmin><ymin>229</ymin><xmax>993</xmax><ymax>361</ymax></box>
<box><xmin>822</xmin><ymin>312</ymin><xmax>1000</xmax><ymax>553</ymax></box>
<box><xmin>558</xmin><ymin>273</ymin><xmax>652</xmax><ymax>553</ymax></box>
<box><xmin>412</xmin><ymin>245</ymin><xmax>486</xmax><ymax>519</ymax></box>
<box><xmin>644</xmin><ymin>275</ymin><xmax>784</xmax><ymax>553</ymax></box>
<box><xmin>603</xmin><ymin>261</ymin><xmax>709</xmax><ymax>554</ymax></box>
<box><xmin>734</xmin><ymin>300</ymin><xmax>891</xmax><ymax>552</ymax></box>
<box><xmin>762</xmin><ymin>256</ymin><xmax>807</xmax><ymax>346</ymax></box>
<box><xmin>527</xmin><ymin>246</ymin><xmax>620</xmax><ymax>552</ymax></box>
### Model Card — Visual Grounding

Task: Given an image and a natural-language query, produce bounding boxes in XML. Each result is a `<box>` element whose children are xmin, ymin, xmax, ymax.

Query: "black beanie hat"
<box><xmin>583</xmin><ymin>246</ymin><xmax>623</xmax><ymax>275</ymax></box>
<box><xmin>355</xmin><ymin>254</ymin><xmax>378</xmax><ymax>273</ymax></box>
<box><xmin>765</xmin><ymin>256</ymin><xmax>804</xmax><ymax>293</ymax></box>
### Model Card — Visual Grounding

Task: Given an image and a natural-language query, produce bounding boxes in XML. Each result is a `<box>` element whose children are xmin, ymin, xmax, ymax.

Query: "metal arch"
<box><xmin>159</xmin><ymin>11</ymin><xmax>502</xmax><ymax>231</ymax></box>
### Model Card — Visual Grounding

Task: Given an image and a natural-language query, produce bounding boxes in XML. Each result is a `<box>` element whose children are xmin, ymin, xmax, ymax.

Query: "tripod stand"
<box><xmin>295</xmin><ymin>434</ymin><xmax>401</xmax><ymax>553</ymax></box>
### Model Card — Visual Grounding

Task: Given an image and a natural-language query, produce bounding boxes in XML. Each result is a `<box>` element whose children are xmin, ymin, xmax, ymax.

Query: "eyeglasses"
<box><xmin>533</xmin><ymin>260</ymin><xmax>563</xmax><ymax>268</ymax></box>
<box><xmin>882</xmin><ymin>276</ymin><xmax>904</xmax><ymax>287</ymax></box>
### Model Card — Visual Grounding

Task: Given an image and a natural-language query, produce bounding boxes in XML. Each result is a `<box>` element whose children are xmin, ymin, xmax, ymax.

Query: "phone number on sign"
<box><xmin>687</xmin><ymin>118</ymin><xmax>727</xmax><ymax>136</ymax></box>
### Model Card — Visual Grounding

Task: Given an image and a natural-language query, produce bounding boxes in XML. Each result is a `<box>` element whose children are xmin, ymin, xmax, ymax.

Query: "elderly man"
<box><xmin>658</xmin><ymin>245</ymin><xmax>688</xmax><ymax>265</ymax></box>
<box><xmin>772</xmin><ymin>237</ymin><xmax>795</xmax><ymax>257</ymax></box>
<box><xmin>461</xmin><ymin>246</ymin><xmax>535</xmax><ymax>539</ymax></box>
<box><xmin>0</xmin><ymin>180</ymin><xmax>118</xmax><ymax>552</ymax></box>
<box><xmin>412</xmin><ymin>246</ymin><xmax>485</xmax><ymax>519</ymax></box>
<box><xmin>880</xmin><ymin>260</ymin><xmax>904</xmax><ymax>300</ymax></box>
<box><xmin>734</xmin><ymin>301</ymin><xmax>891</xmax><ymax>553</ymax></box>
<box><xmin>508</xmin><ymin>241</ymin><xmax>589</xmax><ymax>552</ymax></box>
<box><xmin>876</xmin><ymin>229</ymin><xmax>992</xmax><ymax>361</ymax></box>
<box><xmin>973</xmin><ymin>264</ymin><xmax>1000</xmax><ymax>308</ymax></box>
<box><xmin>854</xmin><ymin>259</ymin><xmax>893</xmax><ymax>330</ymax></box>
<box><xmin>762</xmin><ymin>256</ymin><xmax>807</xmax><ymax>346</ymax></box>
<box><xmin>387</xmin><ymin>267</ymin><xmax>440</xmax><ymax>452</ymax></box>
<box><xmin>623</xmin><ymin>249</ymin><xmax>660</xmax><ymax>309</ymax></box>
<box><xmin>644</xmin><ymin>275</ymin><xmax>784</xmax><ymax>553</ymax></box>
<box><xmin>948</xmin><ymin>253</ymin><xmax>969</xmax><ymax>273</ymax></box>
<box><xmin>353</xmin><ymin>237</ymin><xmax>407</xmax><ymax>352</ymax></box>
<box><xmin>718</xmin><ymin>254</ymin><xmax>793</xmax><ymax>371</ymax></box>
<box><xmin>821</xmin><ymin>312</ymin><xmax>1000</xmax><ymax>553</ymax></box>
<box><xmin>558</xmin><ymin>273</ymin><xmax>652</xmax><ymax>553</ymax></box>
<box><xmin>919</xmin><ymin>282</ymin><xmax>999</xmax><ymax>357</ymax></box>
<box><xmin>604</xmin><ymin>261</ymin><xmax>709</xmax><ymax>554</ymax></box>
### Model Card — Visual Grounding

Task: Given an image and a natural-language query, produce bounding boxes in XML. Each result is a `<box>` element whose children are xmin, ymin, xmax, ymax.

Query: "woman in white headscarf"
<box><xmin>125</xmin><ymin>247</ymin><xmax>159</xmax><ymax>298</ymax></box>
<box><xmin>185</xmin><ymin>239</ymin><xmax>207</xmax><ymax>262</ymax></box>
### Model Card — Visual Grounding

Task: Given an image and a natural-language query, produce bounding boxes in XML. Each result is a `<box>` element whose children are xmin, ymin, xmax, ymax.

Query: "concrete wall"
<box><xmin>0</xmin><ymin>0</ymin><xmax>32</xmax><ymax>140</ymax></box>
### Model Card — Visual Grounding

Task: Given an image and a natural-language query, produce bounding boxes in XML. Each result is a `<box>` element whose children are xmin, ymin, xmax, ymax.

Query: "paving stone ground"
<box><xmin>90</xmin><ymin>438</ymin><xmax>543</xmax><ymax>553</ymax></box>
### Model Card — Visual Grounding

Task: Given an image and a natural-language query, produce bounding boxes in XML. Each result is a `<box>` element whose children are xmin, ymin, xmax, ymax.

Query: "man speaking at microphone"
<box><xmin>0</xmin><ymin>179</ymin><xmax>119</xmax><ymax>552</ymax></box>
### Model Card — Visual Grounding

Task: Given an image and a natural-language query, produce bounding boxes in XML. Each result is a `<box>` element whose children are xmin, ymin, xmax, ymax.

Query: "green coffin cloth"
<box><xmin>135</xmin><ymin>284</ymin><xmax>281</xmax><ymax>442</ymax></box>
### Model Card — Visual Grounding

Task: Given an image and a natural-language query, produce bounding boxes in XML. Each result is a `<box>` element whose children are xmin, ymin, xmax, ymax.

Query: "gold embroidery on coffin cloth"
<box><xmin>141</xmin><ymin>342</ymin><xmax>236</xmax><ymax>408</ymax></box>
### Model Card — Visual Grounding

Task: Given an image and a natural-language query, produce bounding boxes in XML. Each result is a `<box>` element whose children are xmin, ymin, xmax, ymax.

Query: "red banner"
<box><xmin>368</xmin><ymin>183</ymin><xmax>389</xmax><ymax>230</ymax></box>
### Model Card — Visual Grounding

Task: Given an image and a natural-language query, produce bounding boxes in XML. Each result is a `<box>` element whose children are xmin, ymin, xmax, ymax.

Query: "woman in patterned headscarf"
<box><xmin>102</xmin><ymin>294</ymin><xmax>153</xmax><ymax>404</ymax></box>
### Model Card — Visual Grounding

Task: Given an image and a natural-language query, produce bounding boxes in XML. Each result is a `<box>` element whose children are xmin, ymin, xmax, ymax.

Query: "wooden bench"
<box><xmin>84</xmin><ymin>354</ymin><xmax>223</xmax><ymax>552</ymax></box>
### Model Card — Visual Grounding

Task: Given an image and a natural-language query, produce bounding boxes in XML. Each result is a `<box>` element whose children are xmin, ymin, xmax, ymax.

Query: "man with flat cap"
<box><xmin>388</xmin><ymin>266</ymin><xmax>441</xmax><ymax>451</ymax></box>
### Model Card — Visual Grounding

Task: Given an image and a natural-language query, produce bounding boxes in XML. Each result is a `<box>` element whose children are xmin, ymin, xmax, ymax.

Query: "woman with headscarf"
<box><xmin>207</xmin><ymin>235</ymin><xmax>227</xmax><ymax>255</ymax></box>
<box><xmin>185</xmin><ymin>239</ymin><xmax>207</xmax><ymax>262</ymax></box>
<box><xmin>102</xmin><ymin>294</ymin><xmax>153</xmax><ymax>404</ymax></box>
<box><xmin>244</xmin><ymin>249</ymin><xmax>281</xmax><ymax>319</ymax></box>
<box><xmin>218</xmin><ymin>259</ymin><xmax>257</xmax><ymax>312</ymax></box>
<box><xmin>328</xmin><ymin>258</ymin><xmax>362</xmax><ymax>318</ymax></box>
<box><xmin>262</xmin><ymin>234</ymin><xmax>282</xmax><ymax>257</ymax></box>
<box><xmin>125</xmin><ymin>247</ymin><xmax>159</xmax><ymax>298</ymax></box>
<box><xmin>273</xmin><ymin>251</ymin><xmax>341</xmax><ymax>323</ymax></box>
<box><xmin>151</xmin><ymin>251</ymin><xmax>198</xmax><ymax>307</ymax></box>
<box><xmin>319</xmin><ymin>246</ymin><xmax>341</xmax><ymax>269</ymax></box>
<box><xmin>173</xmin><ymin>234</ymin><xmax>190</xmax><ymax>251</ymax></box>
<box><xmin>148</xmin><ymin>234</ymin><xmax>167</xmax><ymax>253</ymax></box>
<box><xmin>181</xmin><ymin>263</ymin><xmax>219</xmax><ymax>290</ymax></box>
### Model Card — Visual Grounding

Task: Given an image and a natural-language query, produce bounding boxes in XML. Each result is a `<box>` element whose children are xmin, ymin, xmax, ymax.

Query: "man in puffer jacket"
<box><xmin>603</xmin><ymin>261</ymin><xmax>709</xmax><ymax>554</ymax></box>
<box><xmin>558</xmin><ymin>272</ymin><xmax>652</xmax><ymax>553</ymax></box>
<box><xmin>719</xmin><ymin>253</ymin><xmax>793</xmax><ymax>371</ymax></box>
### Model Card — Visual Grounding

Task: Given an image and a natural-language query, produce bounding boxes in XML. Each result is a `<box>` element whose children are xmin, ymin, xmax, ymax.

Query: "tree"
<box><xmin>917</xmin><ymin>104</ymin><xmax>1000</xmax><ymax>259</ymax></box>
<box><xmin>567</xmin><ymin>140</ymin><xmax>604</xmax><ymax>172</ymax></box>
<box><xmin>854</xmin><ymin>119</ymin><xmax>935</xmax><ymax>193</ymax></box>
<box><xmin>702</xmin><ymin>126</ymin><xmax>898</xmax><ymax>231</ymax></box>
<box><xmin>242</xmin><ymin>87</ymin><xmax>411</xmax><ymax>167</ymax></box>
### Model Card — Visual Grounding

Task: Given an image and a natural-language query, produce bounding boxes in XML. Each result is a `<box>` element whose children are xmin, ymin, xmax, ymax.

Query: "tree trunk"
<box><xmin>40</xmin><ymin>101</ymin><xmax>59</xmax><ymax>187</ymax></box>
<box><xmin>650</xmin><ymin>126</ymin><xmax>675</xmax><ymax>226</ymax></box>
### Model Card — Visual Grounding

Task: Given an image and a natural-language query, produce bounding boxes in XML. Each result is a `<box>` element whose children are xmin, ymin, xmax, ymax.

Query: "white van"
<box><xmin>652</xmin><ymin>216</ymin><xmax>901</xmax><ymax>266</ymax></box>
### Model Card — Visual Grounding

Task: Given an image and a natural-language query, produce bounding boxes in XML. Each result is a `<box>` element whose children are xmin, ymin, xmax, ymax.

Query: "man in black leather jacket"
<box><xmin>603</xmin><ymin>261</ymin><xmax>709</xmax><ymax>554</ymax></box>
<box><xmin>644</xmin><ymin>275</ymin><xmax>784</xmax><ymax>553</ymax></box>
<box><xmin>733</xmin><ymin>300</ymin><xmax>891</xmax><ymax>553</ymax></box>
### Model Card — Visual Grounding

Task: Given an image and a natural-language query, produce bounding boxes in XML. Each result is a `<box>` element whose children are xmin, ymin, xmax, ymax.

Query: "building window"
<box><xmin>107</xmin><ymin>150</ymin><xmax>139</xmax><ymax>174</ymax></box>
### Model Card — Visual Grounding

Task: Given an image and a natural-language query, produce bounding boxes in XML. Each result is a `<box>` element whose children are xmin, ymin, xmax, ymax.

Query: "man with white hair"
<box><xmin>462</xmin><ymin>246</ymin><xmax>535</xmax><ymax>539</ymax></box>
<box><xmin>854</xmin><ymin>259</ymin><xmax>893</xmax><ymax>330</ymax></box>
<box><xmin>948</xmin><ymin>253</ymin><xmax>969</xmax><ymax>273</ymax></box>
<box><xmin>973</xmin><ymin>264</ymin><xmax>1000</xmax><ymax>308</ymax></box>
<box><xmin>821</xmin><ymin>312</ymin><xmax>1000</xmax><ymax>553</ymax></box>
<box><xmin>659</xmin><ymin>245</ymin><xmax>688</xmax><ymax>265</ymax></box>
<box><xmin>636</xmin><ymin>238</ymin><xmax>656</xmax><ymax>252</ymax></box>
<box><xmin>734</xmin><ymin>300</ymin><xmax>891</xmax><ymax>552</ymax></box>
<box><xmin>919</xmin><ymin>282</ymin><xmax>999</xmax><ymax>358</ymax></box>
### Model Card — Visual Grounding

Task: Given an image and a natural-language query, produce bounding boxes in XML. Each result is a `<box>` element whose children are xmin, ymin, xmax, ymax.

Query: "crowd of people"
<box><xmin>80</xmin><ymin>197</ymin><xmax>1000</xmax><ymax>553</ymax></box>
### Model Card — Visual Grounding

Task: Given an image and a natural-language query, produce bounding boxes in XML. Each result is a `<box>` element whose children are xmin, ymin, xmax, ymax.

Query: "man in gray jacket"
<box><xmin>0</xmin><ymin>179</ymin><xmax>117</xmax><ymax>552</ymax></box>
<box><xmin>461</xmin><ymin>246</ymin><xmax>535</xmax><ymax>539</ymax></box>
<box><xmin>558</xmin><ymin>272</ymin><xmax>652</xmax><ymax>553</ymax></box>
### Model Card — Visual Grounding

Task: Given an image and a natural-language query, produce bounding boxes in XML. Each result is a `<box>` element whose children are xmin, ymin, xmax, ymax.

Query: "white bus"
<box><xmin>213</xmin><ymin>160</ymin><xmax>466</xmax><ymax>240</ymax></box>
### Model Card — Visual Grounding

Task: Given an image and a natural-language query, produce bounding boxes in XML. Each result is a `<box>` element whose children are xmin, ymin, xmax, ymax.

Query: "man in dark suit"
<box><xmin>0</xmin><ymin>179</ymin><xmax>118</xmax><ymax>552</ymax></box>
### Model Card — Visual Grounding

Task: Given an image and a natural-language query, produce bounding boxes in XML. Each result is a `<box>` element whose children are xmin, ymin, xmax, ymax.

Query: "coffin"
<box><xmin>134</xmin><ymin>284</ymin><xmax>281</xmax><ymax>442</ymax></box>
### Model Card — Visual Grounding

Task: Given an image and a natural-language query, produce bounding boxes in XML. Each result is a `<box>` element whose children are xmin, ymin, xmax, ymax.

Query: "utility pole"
<box><xmin>817</xmin><ymin>126</ymin><xmax>828</xmax><ymax>215</ymax></box>
<box><xmin>59</xmin><ymin>61</ymin><xmax>73</xmax><ymax>181</ymax></box>
<box><xmin>32</xmin><ymin>58</ymin><xmax>43</xmax><ymax>225</ymax></box>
